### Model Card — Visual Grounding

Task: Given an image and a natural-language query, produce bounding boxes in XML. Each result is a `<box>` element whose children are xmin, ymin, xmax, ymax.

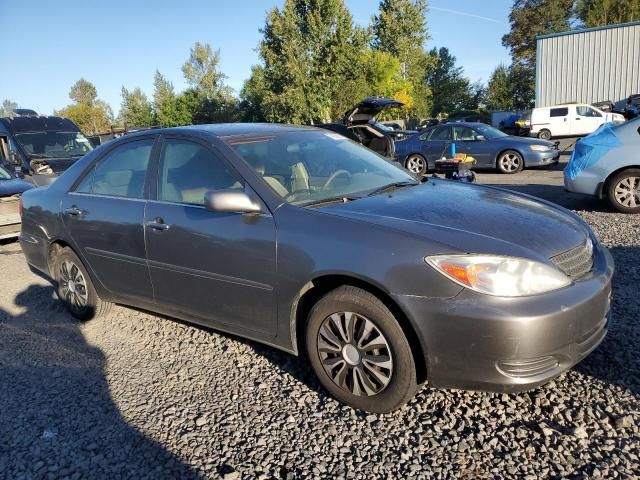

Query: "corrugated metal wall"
<box><xmin>536</xmin><ymin>23</ymin><xmax>640</xmax><ymax>108</ymax></box>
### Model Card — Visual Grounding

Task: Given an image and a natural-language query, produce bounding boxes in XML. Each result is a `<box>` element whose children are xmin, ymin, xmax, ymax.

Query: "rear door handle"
<box><xmin>64</xmin><ymin>206</ymin><xmax>84</xmax><ymax>216</ymax></box>
<box><xmin>145</xmin><ymin>218</ymin><xmax>171</xmax><ymax>231</ymax></box>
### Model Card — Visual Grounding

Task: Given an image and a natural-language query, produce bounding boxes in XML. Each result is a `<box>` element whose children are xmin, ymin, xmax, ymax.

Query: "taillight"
<box><xmin>18</xmin><ymin>198</ymin><xmax>23</xmax><ymax>217</ymax></box>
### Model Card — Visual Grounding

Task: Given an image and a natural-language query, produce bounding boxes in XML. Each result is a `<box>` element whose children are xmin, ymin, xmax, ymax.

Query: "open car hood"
<box><xmin>343</xmin><ymin>97</ymin><xmax>404</xmax><ymax>126</ymax></box>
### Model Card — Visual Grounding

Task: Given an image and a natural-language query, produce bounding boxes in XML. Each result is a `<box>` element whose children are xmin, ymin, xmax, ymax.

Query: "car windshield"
<box><xmin>15</xmin><ymin>131</ymin><xmax>94</xmax><ymax>158</ymax></box>
<box><xmin>227</xmin><ymin>130</ymin><xmax>415</xmax><ymax>206</ymax></box>
<box><xmin>474</xmin><ymin>124</ymin><xmax>509</xmax><ymax>139</ymax></box>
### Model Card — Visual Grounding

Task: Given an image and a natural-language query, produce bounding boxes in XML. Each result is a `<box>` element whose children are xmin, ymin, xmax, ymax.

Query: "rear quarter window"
<box><xmin>550</xmin><ymin>107</ymin><xmax>569</xmax><ymax>117</ymax></box>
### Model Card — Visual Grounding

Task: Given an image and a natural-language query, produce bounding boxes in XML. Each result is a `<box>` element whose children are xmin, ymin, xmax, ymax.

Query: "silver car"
<box><xmin>564</xmin><ymin>117</ymin><xmax>640</xmax><ymax>213</ymax></box>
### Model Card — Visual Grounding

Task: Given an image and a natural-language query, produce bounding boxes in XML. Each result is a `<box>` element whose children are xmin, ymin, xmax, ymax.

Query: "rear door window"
<box><xmin>550</xmin><ymin>107</ymin><xmax>569</xmax><ymax>117</ymax></box>
<box><xmin>75</xmin><ymin>138</ymin><xmax>154</xmax><ymax>198</ymax></box>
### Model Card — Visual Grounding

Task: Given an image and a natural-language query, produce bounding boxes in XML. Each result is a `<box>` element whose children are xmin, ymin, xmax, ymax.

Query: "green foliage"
<box><xmin>485</xmin><ymin>64</ymin><xmax>514</xmax><ymax>110</ymax></box>
<box><xmin>69</xmin><ymin>78</ymin><xmax>98</xmax><ymax>106</ymax></box>
<box><xmin>426</xmin><ymin>47</ymin><xmax>477</xmax><ymax>116</ymax></box>
<box><xmin>254</xmin><ymin>0</ymin><xmax>368</xmax><ymax>124</ymax></box>
<box><xmin>501</xmin><ymin>0</ymin><xmax>574</xmax><ymax>107</ymax></box>
<box><xmin>119</xmin><ymin>87</ymin><xmax>153</xmax><ymax>128</ymax></box>
<box><xmin>0</xmin><ymin>99</ymin><xmax>18</xmax><ymax>118</ymax></box>
<box><xmin>182</xmin><ymin>42</ymin><xmax>230</xmax><ymax>100</ymax></box>
<box><xmin>239</xmin><ymin>65</ymin><xmax>269</xmax><ymax>122</ymax></box>
<box><xmin>371</xmin><ymin>0</ymin><xmax>432</xmax><ymax>118</ymax></box>
<box><xmin>576</xmin><ymin>0</ymin><xmax>640</xmax><ymax>27</ymax></box>
<box><xmin>56</xmin><ymin>79</ymin><xmax>113</xmax><ymax>134</ymax></box>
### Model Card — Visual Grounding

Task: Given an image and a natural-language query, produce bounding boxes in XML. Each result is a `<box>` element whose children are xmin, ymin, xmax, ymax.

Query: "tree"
<box><xmin>502</xmin><ymin>0</ymin><xmax>573</xmax><ymax>106</ymax></box>
<box><xmin>119</xmin><ymin>87</ymin><xmax>153</xmax><ymax>128</ymax></box>
<box><xmin>485</xmin><ymin>64</ymin><xmax>514</xmax><ymax>110</ymax></box>
<box><xmin>56</xmin><ymin>79</ymin><xmax>112</xmax><ymax>134</ymax></box>
<box><xmin>576</xmin><ymin>0</ymin><xmax>640</xmax><ymax>27</ymax></box>
<box><xmin>426</xmin><ymin>47</ymin><xmax>473</xmax><ymax>116</ymax></box>
<box><xmin>182</xmin><ymin>42</ymin><xmax>230</xmax><ymax>100</ymax></box>
<box><xmin>69</xmin><ymin>78</ymin><xmax>98</xmax><ymax>106</ymax></box>
<box><xmin>371</xmin><ymin>0</ymin><xmax>432</xmax><ymax>117</ymax></box>
<box><xmin>152</xmin><ymin>71</ymin><xmax>184</xmax><ymax>127</ymax></box>
<box><xmin>239</xmin><ymin>65</ymin><xmax>269</xmax><ymax>122</ymax></box>
<box><xmin>252</xmin><ymin>0</ymin><xmax>368</xmax><ymax>124</ymax></box>
<box><xmin>0</xmin><ymin>99</ymin><xmax>18</xmax><ymax>118</ymax></box>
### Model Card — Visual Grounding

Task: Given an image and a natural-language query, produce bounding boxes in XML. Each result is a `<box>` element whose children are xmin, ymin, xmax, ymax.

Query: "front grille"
<box><xmin>550</xmin><ymin>240</ymin><xmax>594</xmax><ymax>279</ymax></box>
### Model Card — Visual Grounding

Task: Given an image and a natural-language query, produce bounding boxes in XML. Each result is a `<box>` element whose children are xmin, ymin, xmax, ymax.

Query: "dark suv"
<box><xmin>0</xmin><ymin>112</ymin><xmax>94</xmax><ymax>184</ymax></box>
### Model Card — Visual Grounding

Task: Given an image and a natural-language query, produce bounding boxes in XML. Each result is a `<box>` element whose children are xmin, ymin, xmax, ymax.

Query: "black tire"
<box><xmin>538</xmin><ymin>129</ymin><xmax>552</xmax><ymax>141</ymax></box>
<box><xmin>52</xmin><ymin>247</ymin><xmax>112</xmax><ymax>321</ymax></box>
<box><xmin>404</xmin><ymin>154</ymin><xmax>427</xmax><ymax>176</ymax></box>
<box><xmin>305</xmin><ymin>286</ymin><xmax>417</xmax><ymax>413</ymax></box>
<box><xmin>607</xmin><ymin>168</ymin><xmax>640</xmax><ymax>213</ymax></box>
<box><xmin>497</xmin><ymin>150</ymin><xmax>524</xmax><ymax>174</ymax></box>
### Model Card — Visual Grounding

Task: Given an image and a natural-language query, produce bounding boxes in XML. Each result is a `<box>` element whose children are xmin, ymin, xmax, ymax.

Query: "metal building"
<box><xmin>535</xmin><ymin>21</ymin><xmax>640</xmax><ymax>108</ymax></box>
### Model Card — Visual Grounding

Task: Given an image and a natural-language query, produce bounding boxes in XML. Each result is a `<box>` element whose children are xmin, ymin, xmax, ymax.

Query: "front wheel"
<box><xmin>53</xmin><ymin>247</ymin><xmax>112</xmax><ymax>320</ymax></box>
<box><xmin>607</xmin><ymin>169</ymin><xmax>640</xmax><ymax>213</ymax></box>
<box><xmin>405</xmin><ymin>154</ymin><xmax>427</xmax><ymax>176</ymax></box>
<box><xmin>305</xmin><ymin>286</ymin><xmax>417</xmax><ymax>413</ymax></box>
<box><xmin>497</xmin><ymin>150</ymin><xmax>524</xmax><ymax>174</ymax></box>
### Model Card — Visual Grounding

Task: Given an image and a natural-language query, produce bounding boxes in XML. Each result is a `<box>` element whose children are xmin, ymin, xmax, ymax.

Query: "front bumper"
<box><xmin>393</xmin><ymin>243</ymin><xmax>614</xmax><ymax>392</ymax></box>
<box><xmin>525</xmin><ymin>149</ymin><xmax>560</xmax><ymax>167</ymax></box>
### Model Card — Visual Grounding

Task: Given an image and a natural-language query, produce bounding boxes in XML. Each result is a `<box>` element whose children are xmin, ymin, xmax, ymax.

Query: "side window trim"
<box><xmin>70</xmin><ymin>135</ymin><xmax>158</xmax><ymax>197</ymax></box>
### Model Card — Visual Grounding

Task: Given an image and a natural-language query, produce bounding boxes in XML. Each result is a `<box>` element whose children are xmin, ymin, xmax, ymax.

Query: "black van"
<box><xmin>0</xmin><ymin>111</ymin><xmax>94</xmax><ymax>184</ymax></box>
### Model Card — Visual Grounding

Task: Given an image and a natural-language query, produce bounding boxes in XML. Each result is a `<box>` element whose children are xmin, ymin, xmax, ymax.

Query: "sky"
<box><xmin>0</xmin><ymin>0</ymin><xmax>512</xmax><ymax>116</ymax></box>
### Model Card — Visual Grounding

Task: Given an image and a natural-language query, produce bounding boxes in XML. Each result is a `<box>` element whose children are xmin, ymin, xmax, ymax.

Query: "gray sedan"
<box><xmin>395</xmin><ymin>122</ymin><xmax>560</xmax><ymax>175</ymax></box>
<box><xmin>20</xmin><ymin>124</ymin><xmax>612</xmax><ymax>412</ymax></box>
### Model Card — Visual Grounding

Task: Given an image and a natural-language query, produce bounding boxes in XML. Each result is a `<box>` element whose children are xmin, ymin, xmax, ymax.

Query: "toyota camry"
<box><xmin>19</xmin><ymin>124</ymin><xmax>613</xmax><ymax>412</ymax></box>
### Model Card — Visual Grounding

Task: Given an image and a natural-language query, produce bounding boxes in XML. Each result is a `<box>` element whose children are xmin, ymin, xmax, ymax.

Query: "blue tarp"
<box><xmin>566</xmin><ymin>123</ymin><xmax>622</xmax><ymax>180</ymax></box>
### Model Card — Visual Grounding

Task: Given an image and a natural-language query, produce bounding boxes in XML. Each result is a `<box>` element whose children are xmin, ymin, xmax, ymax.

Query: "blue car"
<box><xmin>394</xmin><ymin>122</ymin><xmax>560</xmax><ymax>175</ymax></box>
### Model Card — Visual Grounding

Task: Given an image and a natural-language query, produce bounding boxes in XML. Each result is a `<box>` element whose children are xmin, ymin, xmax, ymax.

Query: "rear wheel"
<box><xmin>538</xmin><ymin>129</ymin><xmax>552</xmax><ymax>141</ymax></box>
<box><xmin>607</xmin><ymin>169</ymin><xmax>640</xmax><ymax>213</ymax></box>
<box><xmin>53</xmin><ymin>247</ymin><xmax>112</xmax><ymax>320</ymax></box>
<box><xmin>405</xmin><ymin>154</ymin><xmax>427</xmax><ymax>176</ymax></box>
<box><xmin>305</xmin><ymin>286</ymin><xmax>417</xmax><ymax>413</ymax></box>
<box><xmin>497</xmin><ymin>150</ymin><xmax>524</xmax><ymax>174</ymax></box>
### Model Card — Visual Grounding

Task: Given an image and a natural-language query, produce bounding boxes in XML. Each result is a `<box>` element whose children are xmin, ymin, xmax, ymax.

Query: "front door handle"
<box><xmin>64</xmin><ymin>206</ymin><xmax>84</xmax><ymax>216</ymax></box>
<box><xmin>145</xmin><ymin>218</ymin><xmax>171</xmax><ymax>231</ymax></box>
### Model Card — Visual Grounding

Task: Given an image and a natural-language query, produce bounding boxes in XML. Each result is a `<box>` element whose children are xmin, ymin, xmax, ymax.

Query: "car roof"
<box><xmin>0</xmin><ymin>116</ymin><xmax>81</xmax><ymax>134</ymax></box>
<box><xmin>123</xmin><ymin>123</ymin><xmax>319</xmax><ymax>140</ymax></box>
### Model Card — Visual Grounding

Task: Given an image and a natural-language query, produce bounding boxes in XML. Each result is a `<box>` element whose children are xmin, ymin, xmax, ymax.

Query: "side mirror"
<box><xmin>474</xmin><ymin>135</ymin><xmax>486</xmax><ymax>141</ymax></box>
<box><xmin>205</xmin><ymin>189</ymin><xmax>263</xmax><ymax>214</ymax></box>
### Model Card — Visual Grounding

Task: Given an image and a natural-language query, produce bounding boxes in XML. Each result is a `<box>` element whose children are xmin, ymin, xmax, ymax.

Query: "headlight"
<box><xmin>530</xmin><ymin>144</ymin><xmax>551</xmax><ymax>152</ymax></box>
<box><xmin>425</xmin><ymin>255</ymin><xmax>571</xmax><ymax>297</ymax></box>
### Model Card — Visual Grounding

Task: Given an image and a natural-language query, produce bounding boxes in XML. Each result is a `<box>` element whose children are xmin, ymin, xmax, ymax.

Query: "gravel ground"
<box><xmin>0</xmin><ymin>162</ymin><xmax>639</xmax><ymax>478</ymax></box>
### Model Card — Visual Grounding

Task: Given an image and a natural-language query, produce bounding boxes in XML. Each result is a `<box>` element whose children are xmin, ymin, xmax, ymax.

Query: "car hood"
<box><xmin>321</xmin><ymin>180</ymin><xmax>589</xmax><ymax>260</ymax></box>
<box><xmin>343</xmin><ymin>97</ymin><xmax>404</xmax><ymax>126</ymax></box>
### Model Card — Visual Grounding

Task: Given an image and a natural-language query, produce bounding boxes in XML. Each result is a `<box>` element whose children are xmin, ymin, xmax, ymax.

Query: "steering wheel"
<box><xmin>322</xmin><ymin>169</ymin><xmax>351</xmax><ymax>191</ymax></box>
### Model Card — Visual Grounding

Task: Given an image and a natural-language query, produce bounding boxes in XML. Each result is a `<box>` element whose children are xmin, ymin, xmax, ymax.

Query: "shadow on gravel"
<box><xmin>0</xmin><ymin>284</ymin><xmax>203</xmax><ymax>479</ymax></box>
<box><xmin>575</xmin><ymin>246</ymin><xmax>640</xmax><ymax>397</ymax></box>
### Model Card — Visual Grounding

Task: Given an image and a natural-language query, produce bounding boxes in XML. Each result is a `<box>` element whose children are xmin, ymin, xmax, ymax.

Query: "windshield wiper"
<box><xmin>300</xmin><ymin>195</ymin><xmax>359</xmax><ymax>208</ymax></box>
<box><xmin>366</xmin><ymin>181</ymin><xmax>419</xmax><ymax>197</ymax></box>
